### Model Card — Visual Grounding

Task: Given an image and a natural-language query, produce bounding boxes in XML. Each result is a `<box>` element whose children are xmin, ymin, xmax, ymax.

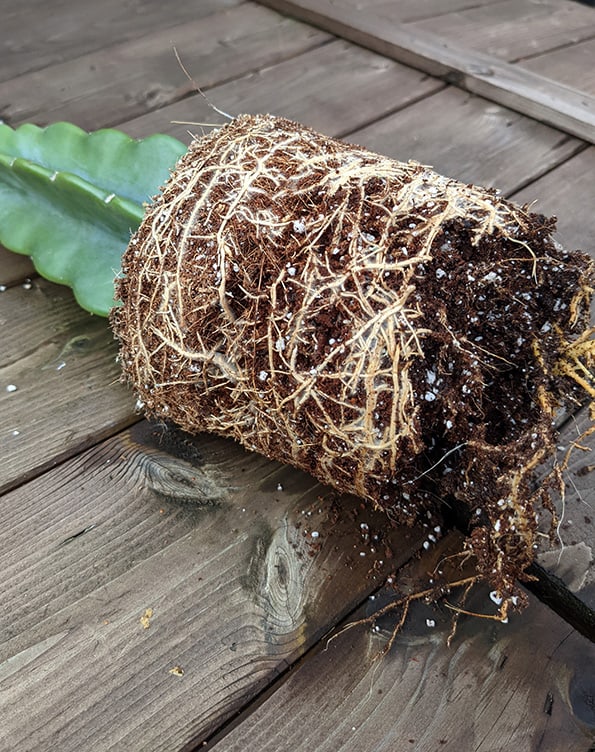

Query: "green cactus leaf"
<box><xmin>0</xmin><ymin>122</ymin><xmax>186</xmax><ymax>316</ymax></box>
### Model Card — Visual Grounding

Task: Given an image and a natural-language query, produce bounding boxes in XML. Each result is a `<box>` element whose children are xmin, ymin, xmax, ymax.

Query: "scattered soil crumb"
<box><xmin>140</xmin><ymin>607</ymin><xmax>154</xmax><ymax>629</ymax></box>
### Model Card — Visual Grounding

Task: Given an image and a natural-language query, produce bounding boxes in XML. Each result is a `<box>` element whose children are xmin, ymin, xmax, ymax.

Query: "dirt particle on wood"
<box><xmin>140</xmin><ymin>607</ymin><xmax>154</xmax><ymax>629</ymax></box>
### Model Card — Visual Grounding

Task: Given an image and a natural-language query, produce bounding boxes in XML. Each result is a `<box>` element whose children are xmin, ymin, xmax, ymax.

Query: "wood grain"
<box><xmin>559</xmin><ymin>407</ymin><xmax>595</xmax><ymax>574</ymax></box>
<box><xmin>0</xmin><ymin>245</ymin><xmax>34</xmax><ymax>286</ymax></box>
<box><xmin>121</xmin><ymin>39</ymin><xmax>445</xmax><ymax>141</ymax></box>
<box><xmin>0</xmin><ymin>279</ymin><xmax>134</xmax><ymax>494</ymax></box>
<box><xmin>0</xmin><ymin>4</ymin><xmax>331</xmax><ymax>129</ymax></box>
<box><xmin>350</xmin><ymin>86</ymin><xmax>583</xmax><ymax>194</ymax></box>
<box><xmin>411</xmin><ymin>0</ymin><xmax>595</xmax><ymax>62</ymax></box>
<box><xmin>0</xmin><ymin>0</ymin><xmax>243</xmax><ymax>83</ymax></box>
<box><xmin>0</xmin><ymin>421</ymin><xmax>427</xmax><ymax>751</ymax></box>
<box><xmin>511</xmin><ymin>146</ymin><xmax>595</xmax><ymax>256</ymax></box>
<box><xmin>213</xmin><ymin>535</ymin><xmax>595</xmax><ymax>752</ymax></box>
<box><xmin>338</xmin><ymin>0</ymin><xmax>510</xmax><ymax>22</ymax></box>
<box><xmin>256</xmin><ymin>0</ymin><xmax>595</xmax><ymax>143</ymax></box>
<box><xmin>520</xmin><ymin>38</ymin><xmax>595</xmax><ymax>97</ymax></box>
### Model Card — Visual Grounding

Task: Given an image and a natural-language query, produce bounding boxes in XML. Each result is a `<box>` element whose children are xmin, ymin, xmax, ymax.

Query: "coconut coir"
<box><xmin>112</xmin><ymin>114</ymin><xmax>594</xmax><ymax>608</ymax></box>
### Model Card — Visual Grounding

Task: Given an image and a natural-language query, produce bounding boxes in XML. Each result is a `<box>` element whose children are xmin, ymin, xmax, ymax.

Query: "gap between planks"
<box><xmin>321</xmin><ymin>0</ymin><xmax>514</xmax><ymax>25</ymax></box>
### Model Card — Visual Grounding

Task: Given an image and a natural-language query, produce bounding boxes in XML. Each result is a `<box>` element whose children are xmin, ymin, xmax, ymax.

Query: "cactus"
<box><xmin>0</xmin><ymin>122</ymin><xmax>185</xmax><ymax>315</ymax></box>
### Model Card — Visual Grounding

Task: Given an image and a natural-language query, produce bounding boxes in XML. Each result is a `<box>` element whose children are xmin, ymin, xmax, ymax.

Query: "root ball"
<box><xmin>112</xmin><ymin>114</ymin><xmax>594</xmax><ymax>604</ymax></box>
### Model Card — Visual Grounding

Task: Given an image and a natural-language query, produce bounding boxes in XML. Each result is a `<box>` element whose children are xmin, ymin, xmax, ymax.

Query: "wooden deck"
<box><xmin>1</xmin><ymin>1</ymin><xmax>594</xmax><ymax>749</ymax></box>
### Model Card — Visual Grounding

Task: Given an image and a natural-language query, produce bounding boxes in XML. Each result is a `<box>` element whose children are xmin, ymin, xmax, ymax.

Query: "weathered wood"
<box><xmin>558</xmin><ymin>408</ymin><xmax>595</xmax><ymax>585</ymax></box>
<box><xmin>0</xmin><ymin>4</ymin><xmax>331</xmax><ymax>129</ymax></box>
<box><xmin>511</xmin><ymin>146</ymin><xmax>595</xmax><ymax>260</ymax></box>
<box><xmin>0</xmin><ymin>421</ymin><xmax>427</xmax><ymax>751</ymax></box>
<box><xmin>339</xmin><ymin>0</ymin><xmax>509</xmax><ymax>22</ymax></box>
<box><xmin>255</xmin><ymin>0</ymin><xmax>595</xmax><ymax>143</ymax></box>
<box><xmin>529</xmin><ymin>405</ymin><xmax>594</xmax><ymax>635</ymax></box>
<box><xmin>521</xmin><ymin>38</ymin><xmax>595</xmax><ymax>96</ymax></box>
<box><xmin>411</xmin><ymin>0</ymin><xmax>595</xmax><ymax>62</ymax></box>
<box><xmin>0</xmin><ymin>245</ymin><xmax>34</xmax><ymax>286</ymax></box>
<box><xmin>0</xmin><ymin>279</ymin><xmax>134</xmax><ymax>494</ymax></box>
<box><xmin>122</xmin><ymin>39</ymin><xmax>445</xmax><ymax>141</ymax></box>
<box><xmin>351</xmin><ymin>86</ymin><xmax>583</xmax><ymax>194</ymax></box>
<box><xmin>213</xmin><ymin>535</ymin><xmax>595</xmax><ymax>752</ymax></box>
<box><xmin>0</xmin><ymin>0</ymin><xmax>243</xmax><ymax>84</ymax></box>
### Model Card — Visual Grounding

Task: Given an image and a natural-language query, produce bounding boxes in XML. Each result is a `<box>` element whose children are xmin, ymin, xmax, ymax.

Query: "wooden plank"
<box><xmin>411</xmin><ymin>0</ymin><xmax>595</xmax><ymax>62</ymax></box>
<box><xmin>121</xmin><ymin>40</ymin><xmax>445</xmax><ymax>141</ymax></box>
<box><xmin>255</xmin><ymin>0</ymin><xmax>595</xmax><ymax>143</ymax></box>
<box><xmin>123</xmin><ymin>36</ymin><xmax>582</xmax><ymax>203</ymax></box>
<box><xmin>558</xmin><ymin>407</ymin><xmax>595</xmax><ymax>572</ymax></box>
<box><xmin>0</xmin><ymin>421</ymin><xmax>427</xmax><ymax>750</ymax></box>
<box><xmin>338</xmin><ymin>0</ymin><xmax>510</xmax><ymax>22</ymax></box>
<box><xmin>525</xmin><ymin>395</ymin><xmax>595</xmax><ymax>626</ymax></box>
<box><xmin>0</xmin><ymin>0</ymin><xmax>243</xmax><ymax>84</ymax></box>
<box><xmin>0</xmin><ymin>245</ymin><xmax>34</xmax><ymax>287</ymax></box>
<box><xmin>350</xmin><ymin>86</ymin><xmax>583</xmax><ymax>195</ymax></box>
<box><xmin>511</xmin><ymin>146</ymin><xmax>595</xmax><ymax>256</ymax></box>
<box><xmin>521</xmin><ymin>38</ymin><xmax>595</xmax><ymax>97</ymax></box>
<box><xmin>0</xmin><ymin>4</ymin><xmax>332</xmax><ymax>130</ymax></box>
<box><xmin>213</xmin><ymin>535</ymin><xmax>595</xmax><ymax>752</ymax></box>
<box><xmin>0</xmin><ymin>279</ymin><xmax>135</xmax><ymax>494</ymax></box>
